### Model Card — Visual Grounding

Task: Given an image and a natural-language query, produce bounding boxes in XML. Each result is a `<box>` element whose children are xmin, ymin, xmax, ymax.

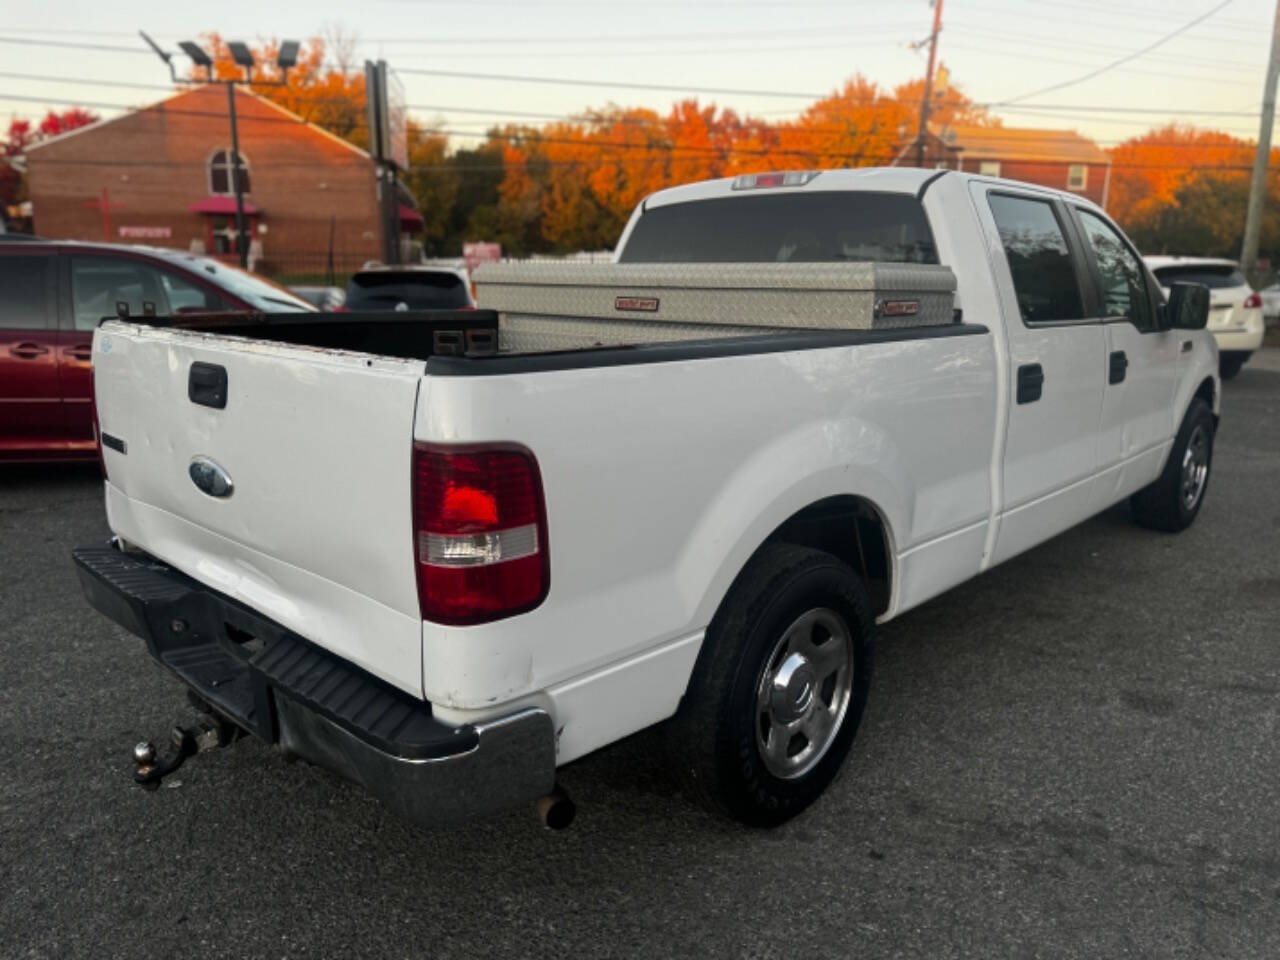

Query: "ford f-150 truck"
<box><xmin>74</xmin><ymin>168</ymin><xmax>1216</xmax><ymax>830</ymax></box>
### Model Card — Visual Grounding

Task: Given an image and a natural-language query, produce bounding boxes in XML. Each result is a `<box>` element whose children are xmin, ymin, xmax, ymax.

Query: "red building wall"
<box><xmin>26</xmin><ymin>85</ymin><xmax>381</xmax><ymax>269</ymax></box>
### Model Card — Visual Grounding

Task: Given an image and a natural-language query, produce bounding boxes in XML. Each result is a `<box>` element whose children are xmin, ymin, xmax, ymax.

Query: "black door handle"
<box><xmin>11</xmin><ymin>342</ymin><xmax>49</xmax><ymax>359</ymax></box>
<box><xmin>1181</xmin><ymin>340</ymin><xmax>1193</xmax><ymax>353</ymax></box>
<box><xmin>1016</xmin><ymin>363</ymin><xmax>1044</xmax><ymax>404</ymax></box>
<box><xmin>1109</xmin><ymin>350</ymin><xmax>1128</xmax><ymax>385</ymax></box>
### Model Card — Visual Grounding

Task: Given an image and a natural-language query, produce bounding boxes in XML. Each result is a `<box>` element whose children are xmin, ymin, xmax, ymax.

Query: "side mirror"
<box><xmin>1165</xmin><ymin>281</ymin><xmax>1209</xmax><ymax>330</ymax></box>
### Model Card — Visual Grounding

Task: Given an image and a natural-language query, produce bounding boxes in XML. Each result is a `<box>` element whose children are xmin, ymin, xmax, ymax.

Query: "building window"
<box><xmin>979</xmin><ymin>161</ymin><xmax>1001</xmax><ymax>177</ymax></box>
<box><xmin>208</xmin><ymin>149</ymin><xmax>250</xmax><ymax>195</ymax></box>
<box><xmin>1067</xmin><ymin>164</ymin><xmax>1088</xmax><ymax>191</ymax></box>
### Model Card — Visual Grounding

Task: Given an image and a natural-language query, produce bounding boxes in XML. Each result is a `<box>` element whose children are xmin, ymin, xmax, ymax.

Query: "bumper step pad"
<box><xmin>72</xmin><ymin>545</ymin><xmax>474</xmax><ymax>758</ymax></box>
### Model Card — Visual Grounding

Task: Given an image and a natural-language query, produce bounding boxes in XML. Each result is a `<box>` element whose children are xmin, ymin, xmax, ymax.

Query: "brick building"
<box><xmin>25</xmin><ymin>85</ymin><xmax>417</xmax><ymax>273</ymax></box>
<box><xmin>908</xmin><ymin>124</ymin><xmax>1112</xmax><ymax>208</ymax></box>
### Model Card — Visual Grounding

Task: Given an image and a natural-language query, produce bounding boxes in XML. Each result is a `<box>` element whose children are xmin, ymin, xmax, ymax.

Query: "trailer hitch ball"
<box><xmin>133</xmin><ymin>741</ymin><xmax>161</xmax><ymax>791</ymax></box>
<box><xmin>131</xmin><ymin>717</ymin><xmax>235</xmax><ymax>791</ymax></box>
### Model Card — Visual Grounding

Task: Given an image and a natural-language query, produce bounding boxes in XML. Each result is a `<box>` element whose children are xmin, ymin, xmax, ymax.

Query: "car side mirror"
<box><xmin>1165</xmin><ymin>281</ymin><xmax>1209</xmax><ymax>330</ymax></box>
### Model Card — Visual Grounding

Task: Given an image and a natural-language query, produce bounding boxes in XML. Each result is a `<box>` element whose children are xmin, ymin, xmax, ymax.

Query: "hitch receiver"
<box><xmin>132</xmin><ymin>715</ymin><xmax>237</xmax><ymax>791</ymax></box>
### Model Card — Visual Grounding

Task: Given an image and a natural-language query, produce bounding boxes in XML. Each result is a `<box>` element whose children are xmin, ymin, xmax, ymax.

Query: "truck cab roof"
<box><xmin>640</xmin><ymin>167</ymin><xmax>1105</xmax><ymax>212</ymax></box>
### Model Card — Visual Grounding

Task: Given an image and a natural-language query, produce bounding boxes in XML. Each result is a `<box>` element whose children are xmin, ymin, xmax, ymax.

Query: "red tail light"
<box><xmin>1243</xmin><ymin>291</ymin><xmax>1262</xmax><ymax>309</ymax></box>
<box><xmin>412</xmin><ymin>443</ymin><xmax>549</xmax><ymax>625</ymax></box>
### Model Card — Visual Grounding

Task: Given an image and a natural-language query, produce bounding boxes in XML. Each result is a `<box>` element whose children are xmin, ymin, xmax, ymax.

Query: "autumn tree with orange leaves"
<box><xmin>165</xmin><ymin>40</ymin><xmax>1279</xmax><ymax>263</ymax></box>
<box><xmin>485</xmin><ymin>71</ymin><xmax>996</xmax><ymax>253</ymax></box>
<box><xmin>1108</xmin><ymin>124</ymin><xmax>1280</xmax><ymax>259</ymax></box>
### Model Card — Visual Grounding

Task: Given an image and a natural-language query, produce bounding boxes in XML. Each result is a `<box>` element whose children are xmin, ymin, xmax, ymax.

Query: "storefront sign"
<box><xmin>118</xmin><ymin>225</ymin><xmax>172</xmax><ymax>239</ymax></box>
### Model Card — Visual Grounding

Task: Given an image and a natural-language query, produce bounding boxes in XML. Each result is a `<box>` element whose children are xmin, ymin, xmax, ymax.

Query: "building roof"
<box><xmin>25</xmin><ymin>85</ymin><xmax>370</xmax><ymax>161</ymax></box>
<box><xmin>935</xmin><ymin>124</ymin><xmax>1110</xmax><ymax>165</ymax></box>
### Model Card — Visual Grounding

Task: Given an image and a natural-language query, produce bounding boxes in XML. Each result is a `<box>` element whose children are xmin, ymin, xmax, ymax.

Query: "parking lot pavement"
<box><xmin>2</xmin><ymin>357</ymin><xmax>1278</xmax><ymax>960</ymax></box>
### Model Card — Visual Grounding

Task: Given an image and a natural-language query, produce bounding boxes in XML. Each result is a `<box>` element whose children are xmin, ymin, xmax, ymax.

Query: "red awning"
<box><xmin>399</xmin><ymin>203</ymin><xmax>424</xmax><ymax>232</ymax></box>
<box><xmin>189</xmin><ymin>196</ymin><xmax>261</xmax><ymax>215</ymax></box>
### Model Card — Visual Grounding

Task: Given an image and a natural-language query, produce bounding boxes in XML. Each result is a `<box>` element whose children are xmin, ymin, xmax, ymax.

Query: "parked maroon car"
<box><xmin>0</xmin><ymin>238</ymin><xmax>314</xmax><ymax>463</ymax></box>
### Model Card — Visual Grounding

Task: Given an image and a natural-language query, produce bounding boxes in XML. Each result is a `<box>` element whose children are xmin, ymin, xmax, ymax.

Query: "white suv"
<box><xmin>1145</xmin><ymin>256</ymin><xmax>1264</xmax><ymax>379</ymax></box>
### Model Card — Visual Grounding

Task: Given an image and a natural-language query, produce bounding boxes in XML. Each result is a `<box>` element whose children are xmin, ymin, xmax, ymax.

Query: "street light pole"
<box><xmin>225</xmin><ymin>82</ymin><xmax>249</xmax><ymax>268</ymax></box>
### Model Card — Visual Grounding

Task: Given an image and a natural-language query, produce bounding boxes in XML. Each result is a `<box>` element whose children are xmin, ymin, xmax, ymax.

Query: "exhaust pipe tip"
<box><xmin>535</xmin><ymin>784</ymin><xmax>576</xmax><ymax>830</ymax></box>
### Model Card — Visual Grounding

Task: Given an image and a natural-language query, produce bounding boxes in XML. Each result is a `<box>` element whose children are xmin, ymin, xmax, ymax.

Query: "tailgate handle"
<box><xmin>189</xmin><ymin>362</ymin><xmax>228</xmax><ymax>409</ymax></box>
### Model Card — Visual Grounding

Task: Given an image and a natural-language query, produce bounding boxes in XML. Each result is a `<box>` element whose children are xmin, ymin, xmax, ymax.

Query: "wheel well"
<box><xmin>1194</xmin><ymin>376</ymin><xmax>1217</xmax><ymax>424</ymax></box>
<box><xmin>766</xmin><ymin>496</ymin><xmax>893</xmax><ymax>616</ymax></box>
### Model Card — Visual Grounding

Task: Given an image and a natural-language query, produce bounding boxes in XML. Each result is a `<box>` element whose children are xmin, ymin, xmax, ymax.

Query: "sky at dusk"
<box><xmin>1</xmin><ymin>0</ymin><xmax>1276</xmax><ymax>149</ymax></box>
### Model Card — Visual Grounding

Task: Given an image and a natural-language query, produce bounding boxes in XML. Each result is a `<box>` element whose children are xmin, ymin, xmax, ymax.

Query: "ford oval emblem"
<box><xmin>189</xmin><ymin>456</ymin><xmax>234</xmax><ymax>499</ymax></box>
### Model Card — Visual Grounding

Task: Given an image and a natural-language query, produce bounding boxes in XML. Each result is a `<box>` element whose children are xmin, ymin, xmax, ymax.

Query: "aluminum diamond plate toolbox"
<box><xmin>475</xmin><ymin>262</ymin><xmax>957</xmax><ymax>343</ymax></box>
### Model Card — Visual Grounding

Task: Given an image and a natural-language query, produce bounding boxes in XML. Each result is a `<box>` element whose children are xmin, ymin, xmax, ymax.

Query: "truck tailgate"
<box><xmin>92</xmin><ymin>321</ymin><xmax>427</xmax><ymax>696</ymax></box>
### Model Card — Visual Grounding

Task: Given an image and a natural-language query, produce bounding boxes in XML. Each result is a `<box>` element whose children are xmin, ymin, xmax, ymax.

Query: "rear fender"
<box><xmin>679</xmin><ymin>418</ymin><xmax>905</xmax><ymax>629</ymax></box>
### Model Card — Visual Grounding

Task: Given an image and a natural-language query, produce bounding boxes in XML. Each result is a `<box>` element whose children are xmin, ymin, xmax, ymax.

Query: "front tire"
<box><xmin>1130</xmin><ymin>397</ymin><xmax>1215</xmax><ymax>532</ymax></box>
<box><xmin>665</xmin><ymin>544</ymin><xmax>874</xmax><ymax>827</ymax></box>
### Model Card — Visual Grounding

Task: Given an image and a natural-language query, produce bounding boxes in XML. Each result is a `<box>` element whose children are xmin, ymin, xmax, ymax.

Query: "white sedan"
<box><xmin>1258</xmin><ymin>282</ymin><xmax>1280</xmax><ymax>321</ymax></box>
<box><xmin>1144</xmin><ymin>256</ymin><xmax>1265</xmax><ymax>379</ymax></box>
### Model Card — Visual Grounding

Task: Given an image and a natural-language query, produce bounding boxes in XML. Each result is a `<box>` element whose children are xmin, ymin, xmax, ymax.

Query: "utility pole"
<box><xmin>914</xmin><ymin>0</ymin><xmax>945</xmax><ymax>169</ymax></box>
<box><xmin>1241</xmin><ymin>0</ymin><xmax>1280</xmax><ymax>280</ymax></box>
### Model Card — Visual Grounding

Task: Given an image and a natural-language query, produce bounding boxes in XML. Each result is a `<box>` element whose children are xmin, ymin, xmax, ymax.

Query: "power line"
<box><xmin>394</xmin><ymin>66</ymin><xmax>828</xmax><ymax>99</ymax></box>
<box><xmin>997</xmin><ymin>0</ymin><xmax>1237</xmax><ymax>105</ymax></box>
<box><xmin>0</xmin><ymin>35</ymin><xmax>149</xmax><ymax>55</ymax></box>
<box><xmin>8</xmin><ymin>87</ymin><xmax>1276</xmax><ymax>149</ymax></box>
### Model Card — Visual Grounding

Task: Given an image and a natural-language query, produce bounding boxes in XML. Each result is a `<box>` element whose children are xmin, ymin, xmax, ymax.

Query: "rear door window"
<box><xmin>345</xmin><ymin>272</ymin><xmax>472</xmax><ymax>310</ymax></box>
<box><xmin>0</xmin><ymin>254</ymin><xmax>55</xmax><ymax>329</ymax></box>
<box><xmin>618</xmin><ymin>192</ymin><xmax>939</xmax><ymax>264</ymax></box>
<box><xmin>1151</xmin><ymin>265</ymin><xmax>1246</xmax><ymax>289</ymax></box>
<box><xmin>987</xmin><ymin>193</ymin><xmax>1086</xmax><ymax>325</ymax></box>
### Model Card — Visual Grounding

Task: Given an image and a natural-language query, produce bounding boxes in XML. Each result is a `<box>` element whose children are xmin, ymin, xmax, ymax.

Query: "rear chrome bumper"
<box><xmin>72</xmin><ymin>543</ymin><xmax>556</xmax><ymax>828</ymax></box>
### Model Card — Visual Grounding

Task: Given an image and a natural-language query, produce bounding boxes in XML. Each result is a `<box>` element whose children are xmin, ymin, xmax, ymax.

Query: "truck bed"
<box><xmin>129</xmin><ymin>259</ymin><xmax>960</xmax><ymax>363</ymax></box>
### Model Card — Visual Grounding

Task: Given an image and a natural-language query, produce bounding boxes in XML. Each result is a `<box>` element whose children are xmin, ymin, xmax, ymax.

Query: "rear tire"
<box><xmin>1130</xmin><ymin>397</ymin><xmax>1214</xmax><ymax>532</ymax></box>
<box><xmin>1219</xmin><ymin>352</ymin><xmax>1248</xmax><ymax>380</ymax></box>
<box><xmin>665</xmin><ymin>543</ymin><xmax>874</xmax><ymax>827</ymax></box>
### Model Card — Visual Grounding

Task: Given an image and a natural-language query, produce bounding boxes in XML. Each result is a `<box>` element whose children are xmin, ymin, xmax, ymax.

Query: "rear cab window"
<box><xmin>986</xmin><ymin>193</ymin><xmax>1086</xmax><ymax>325</ymax></box>
<box><xmin>345</xmin><ymin>272</ymin><xmax>472</xmax><ymax>310</ymax></box>
<box><xmin>618</xmin><ymin>192</ymin><xmax>939</xmax><ymax>264</ymax></box>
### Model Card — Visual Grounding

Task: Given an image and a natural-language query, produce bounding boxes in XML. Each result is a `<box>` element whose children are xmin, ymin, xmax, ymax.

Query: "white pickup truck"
<box><xmin>75</xmin><ymin>168</ymin><xmax>1217</xmax><ymax>830</ymax></box>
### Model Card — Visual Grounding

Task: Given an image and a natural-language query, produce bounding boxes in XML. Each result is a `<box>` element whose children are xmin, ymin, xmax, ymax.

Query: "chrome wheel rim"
<box><xmin>1181</xmin><ymin>424</ymin><xmax>1210</xmax><ymax>512</ymax></box>
<box><xmin>754</xmin><ymin>607</ymin><xmax>854</xmax><ymax>780</ymax></box>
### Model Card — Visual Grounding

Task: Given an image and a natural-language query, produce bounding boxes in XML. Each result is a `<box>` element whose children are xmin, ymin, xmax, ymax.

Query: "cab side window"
<box><xmin>987</xmin><ymin>194</ymin><xmax>1086</xmax><ymax>325</ymax></box>
<box><xmin>0</xmin><ymin>255</ymin><xmax>54</xmax><ymax>329</ymax></box>
<box><xmin>70</xmin><ymin>256</ymin><xmax>169</xmax><ymax>330</ymax></box>
<box><xmin>1076</xmin><ymin>210</ymin><xmax>1156</xmax><ymax>332</ymax></box>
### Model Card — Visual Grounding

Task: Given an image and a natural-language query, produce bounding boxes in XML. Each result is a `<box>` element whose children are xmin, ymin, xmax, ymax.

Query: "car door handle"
<box><xmin>62</xmin><ymin>343</ymin><xmax>93</xmax><ymax>362</ymax></box>
<box><xmin>10</xmin><ymin>342</ymin><xmax>50</xmax><ymax>359</ymax></box>
<box><xmin>1016</xmin><ymin>363</ymin><xmax>1044</xmax><ymax>404</ymax></box>
<box><xmin>1108</xmin><ymin>350</ymin><xmax>1128</xmax><ymax>385</ymax></box>
<box><xmin>1181</xmin><ymin>339</ymin><xmax>1194</xmax><ymax>353</ymax></box>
